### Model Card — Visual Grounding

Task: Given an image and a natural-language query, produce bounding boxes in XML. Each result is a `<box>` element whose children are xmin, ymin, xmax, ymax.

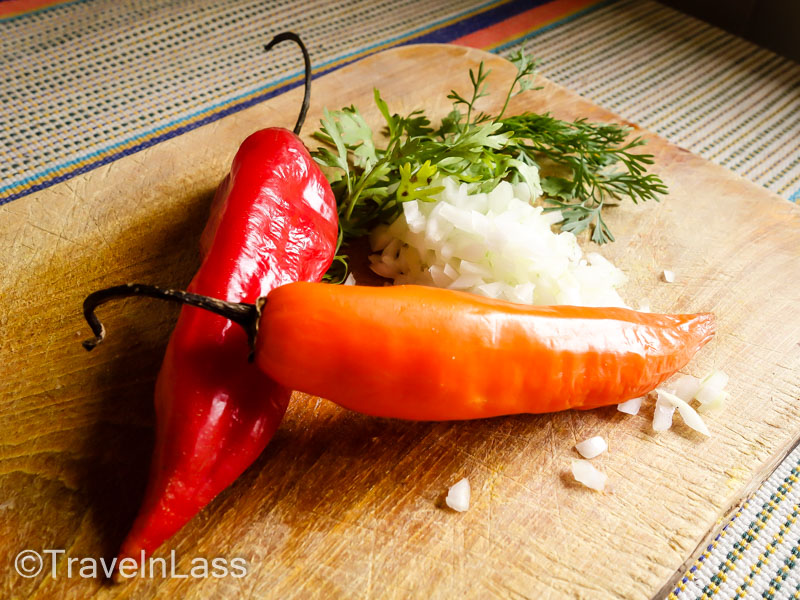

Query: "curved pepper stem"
<box><xmin>82</xmin><ymin>283</ymin><xmax>261</xmax><ymax>356</ymax></box>
<box><xmin>265</xmin><ymin>32</ymin><xmax>312</xmax><ymax>135</ymax></box>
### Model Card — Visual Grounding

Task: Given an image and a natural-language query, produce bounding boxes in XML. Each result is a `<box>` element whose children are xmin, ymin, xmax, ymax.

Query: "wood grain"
<box><xmin>1</xmin><ymin>44</ymin><xmax>799</xmax><ymax>600</ymax></box>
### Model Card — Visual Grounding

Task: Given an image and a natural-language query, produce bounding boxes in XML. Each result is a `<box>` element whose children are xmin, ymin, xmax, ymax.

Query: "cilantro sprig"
<box><xmin>313</xmin><ymin>50</ymin><xmax>667</xmax><ymax>276</ymax></box>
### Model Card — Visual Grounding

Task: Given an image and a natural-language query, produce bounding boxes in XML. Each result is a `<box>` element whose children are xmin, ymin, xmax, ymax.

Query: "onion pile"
<box><xmin>650</xmin><ymin>370</ymin><xmax>729</xmax><ymax>434</ymax></box>
<box><xmin>369</xmin><ymin>177</ymin><xmax>627</xmax><ymax>307</ymax></box>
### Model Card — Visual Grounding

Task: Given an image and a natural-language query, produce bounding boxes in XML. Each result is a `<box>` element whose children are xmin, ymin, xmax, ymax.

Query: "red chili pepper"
<box><xmin>83</xmin><ymin>283</ymin><xmax>715</xmax><ymax>421</ymax></box>
<box><xmin>112</xmin><ymin>33</ymin><xmax>338</xmax><ymax>564</ymax></box>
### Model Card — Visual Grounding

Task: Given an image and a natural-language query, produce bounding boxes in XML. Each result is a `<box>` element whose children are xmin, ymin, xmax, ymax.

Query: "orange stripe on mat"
<box><xmin>451</xmin><ymin>0</ymin><xmax>606</xmax><ymax>50</ymax></box>
<box><xmin>0</xmin><ymin>0</ymin><xmax>69</xmax><ymax>18</ymax></box>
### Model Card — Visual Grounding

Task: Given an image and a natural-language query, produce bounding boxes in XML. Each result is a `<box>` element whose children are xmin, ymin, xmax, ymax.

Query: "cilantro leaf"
<box><xmin>311</xmin><ymin>48</ymin><xmax>667</xmax><ymax>273</ymax></box>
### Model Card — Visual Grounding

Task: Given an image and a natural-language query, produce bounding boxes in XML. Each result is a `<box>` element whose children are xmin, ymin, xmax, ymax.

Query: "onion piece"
<box><xmin>695</xmin><ymin>384</ymin><xmax>724</xmax><ymax>406</ymax></box>
<box><xmin>369</xmin><ymin>261</ymin><xmax>395</xmax><ymax>279</ymax></box>
<box><xmin>445</xmin><ymin>478</ymin><xmax>471</xmax><ymax>512</ymax></box>
<box><xmin>652</xmin><ymin>397</ymin><xmax>676</xmax><ymax>432</ymax></box>
<box><xmin>671</xmin><ymin>374</ymin><xmax>701</xmax><ymax>401</ymax></box>
<box><xmin>575</xmin><ymin>436</ymin><xmax>607</xmax><ymax>459</ymax></box>
<box><xmin>571</xmin><ymin>460</ymin><xmax>607</xmax><ymax>491</ymax></box>
<box><xmin>697</xmin><ymin>389</ymin><xmax>729</xmax><ymax>414</ymax></box>
<box><xmin>700</xmin><ymin>370</ymin><xmax>729</xmax><ymax>389</ymax></box>
<box><xmin>662</xmin><ymin>269</ymin><xmax>675</xmax><ymax>283</ymax></box>
<box><xmin>656</xmin><ymin>389</ymin><xmax>710</xmax><ymax>436</ymax></box>
<box><xmin>343</xmin><ymin>273</ymin><xmax>356</xmax><ymax>286</ymax></box>
<box><xmin>695</xmin><ymin>370</ymin><xmax>729</xmax><ymax>405</ymax></box>
<box><xmin>617</xmin><ymin>396</ymin><xmax>644</xmax><ymax>415</ymax></box>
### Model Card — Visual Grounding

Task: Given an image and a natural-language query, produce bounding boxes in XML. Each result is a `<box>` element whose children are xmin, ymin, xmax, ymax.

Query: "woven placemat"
<box><xmin>2</xmin><ymin>1</ymin><xmax>799</xmax><ymax>596</ymax></box>
<box><xmin>1</xmin><ymin>0</ymin><xmax>798</xmax><ymax>206</ymax></box>
<box><xmin>500</xmin><ymin>0</ymin><xmax>800</xmax><ymax>204</ymax></box>
<box><xmin>667</xmin><ymin>442</ymin><xmax>800</xmax><ymax>599</ymax></box>
<box><xmin>0</xmin><ymin>0</ymin><xmax>554</xmax><ymax>204</ymax></box>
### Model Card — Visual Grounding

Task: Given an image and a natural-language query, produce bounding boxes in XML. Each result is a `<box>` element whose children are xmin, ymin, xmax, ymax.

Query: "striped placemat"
<box><xmin>2</xmin><ymin>0</ymin><xmax>799</xmax><ymax>597</ymax></box>
<box><xmin>667</xmin><ymin>442</ymin><xmax>800</xmax><ymax>600</ymax></box>
<box><xmin>0</xmin><ymin>0</ymin><xmax>562</xmax><ymax>204</ymax></box>
<box><xmin>1</xmin><ymin>0</ymin><xmax>798</xmax><ymax>206</ymax></box>
<box><xmin>497</xmin><ymin>0</ymin><xmax>800</xmax><ymax>204</ymax></box>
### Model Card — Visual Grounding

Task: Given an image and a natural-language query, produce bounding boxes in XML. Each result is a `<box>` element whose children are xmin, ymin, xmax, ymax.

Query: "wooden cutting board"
<box><xmin>1</xmin><ymin>44</ymin><xmax>799</xmax><ymax>600</ymax></box>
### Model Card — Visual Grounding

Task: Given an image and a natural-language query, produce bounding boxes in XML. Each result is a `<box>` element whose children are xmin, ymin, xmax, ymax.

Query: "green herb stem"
<box><xmin>311</xmin><ymin>49</ymin><xmax>667</xmax><ymax>275</ymax></box>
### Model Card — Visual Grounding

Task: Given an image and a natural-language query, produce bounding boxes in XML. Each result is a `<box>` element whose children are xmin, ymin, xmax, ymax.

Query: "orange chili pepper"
<box><xmin>83</xmin><ymin>282</ymin><xmax>716</xmax><ymax>420</ymax></box>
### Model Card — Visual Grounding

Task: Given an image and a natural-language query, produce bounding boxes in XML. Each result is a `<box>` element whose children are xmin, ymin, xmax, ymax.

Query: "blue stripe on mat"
<box><xmin>1</xmin><ymin>0</ymin><xmax>564</xmax><ymax>205</ymax></box>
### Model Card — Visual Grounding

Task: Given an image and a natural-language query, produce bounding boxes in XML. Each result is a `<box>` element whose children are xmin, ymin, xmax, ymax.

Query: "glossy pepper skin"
<box><xmin>116</xmin><ymin>129</ymin><xmax>338</xmax><ymax>562</ymax></box>
<box><xmin>254</xmin><ymin>283</ymin><xmax>716</xmax><ymax>420</ymax></box>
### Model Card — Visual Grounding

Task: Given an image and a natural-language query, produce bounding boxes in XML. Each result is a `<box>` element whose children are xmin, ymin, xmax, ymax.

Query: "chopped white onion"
<box><xmin>343</xmin><ymin>273</ymin><xmax>357</xmax><ymax>286</ymax></box>
<box><xmin>652</xmin><ymin>397</ymin><xmax>676</xmax><ymax>432</ymax></box>
<box><xmin>702</xmin><ymin>370</ymin><xmax>729</xmax><ymax>388</ymax></box>
<box><xmin>686</xmin><ymin>369</ymin><xmax>730</xmax><ymax>413</ymax></box>
<box><xmin>575</xmin><ymin>436</ymin><xmax>608</xmax><ymax>459</ymax></box>
<box><xmin>662</xmin><ymin>269</ymin><xmax>676</xmax><ymax>283</ymax></box>
<box><xmin>445</xmin><ymin>478</ymin><xmax>471</xmax><ymax>512</ymax></box>
<box><xmin>697</xmin><ymin>389</ymin><xmax>729</xmax><ymax>414</ymax></box>
<box><xmin>571</xmin><ymin>460</ymin><xmax>607</xmax><ymax>491</ymax></box>
<box><xmin>369</xmin><ymin>176</ymin><xmax>628</xmax><ymax>307</ymax></box>
<box><xmin>617</xmin><ymin>396</ymin><xmax>644</xmax><ymax>415</ymax></box>
<box><xmin>671</xmin><ymin>374</ymin><xmax>701</xmax><ymax>401</ymax></box>
<box><xmin>695</xmin><ymin>371</ymin><xmax>729</xmax><ymax>404</ymax></box>
<box><xmin>656</xmin><ymin>389</ymin><xmax>710</xmax><ymax>436</ymax></box>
